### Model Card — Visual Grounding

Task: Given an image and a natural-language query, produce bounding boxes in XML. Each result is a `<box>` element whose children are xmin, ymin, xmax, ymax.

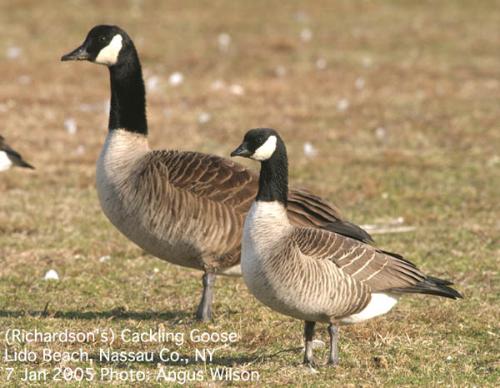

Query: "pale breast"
<box><xmin>95</xmin><ymin>130</ymin><xmax>247</xmax><ymax>271</ymax></box>
<box><xmin>242</xmin><ymin>201</ymin><xmax>368</xmax><ymax>323</ymax></box>
<box><xmin>242</xmin><ymin>202</ymin><xmax>330</xmax><ymax>322</ymax></box>
<box><xmin>95</xmin><ymin>130</ymin><xmax>203</xmax><ymax>269</ymax></box>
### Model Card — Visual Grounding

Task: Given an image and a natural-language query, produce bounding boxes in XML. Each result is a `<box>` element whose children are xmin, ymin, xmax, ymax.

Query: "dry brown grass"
<box><xmin>0</xmin><ymin>0</ymin><xmax>499</xmax><ymax>386</ymax></box>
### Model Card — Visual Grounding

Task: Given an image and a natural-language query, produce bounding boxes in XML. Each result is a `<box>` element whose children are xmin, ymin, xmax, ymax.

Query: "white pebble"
<box><xmin>315</xmin><ymin>58</ymin><xmax>327</xmax><ymax>70</ymax></box>
<box><xmin>153</xmin><ymin>267</ymin><xmax>160</xmax><ymax>273</ymax></box>
<box><xmin>487</xmin><ymin>155</ymin><xmax>500</xmax><ymax>167</ymax></box>
<box><xmin>300</xmin><ymin>28</ymin><xmax>313</xmax><ymax>42</ymax></box>
<box><xmin>355</xmin><ymin>77</ymin><xmax>365</xmax><ymax>90</ymax></box>
<box><xmin>18</xmin><ymin>75</ymin><xmax>31</xmax><ymax>85</ymax></box>
<box><xmin>198</xmin><ymin>112</ymin><xmax>211</xmax><ymax>124</ymax></box>
<box><xmin>44</xmin><ymin>269</ymin><xmax>59</xmax><ymax>281</ymax></box>
<box><xmin>75</xmin><ymin>145</ymin><xmax>86</xmax><ymax>155</ymax></box>
<box><xmin>446</xmin><ymin>355</ymin><xmax>453</xmax><ymax>361</ymax></box>
<box><xmin>210</xmin><ymin>79</ymin><xmax>226</xmax><ymax>91</ymax></box>
<box><xmin>79</xmin><ymin>103</ymin><xmax>103</xmax><ymax>113</ymax></box>
<box><xmin>217</xmin><ymin>33</ymin><xmax>231</xmax><ymax>51</ymax></box>
<box><xmin>168</xmin><ymin>72</ymin><xmax>184</xmax><ymax>86</ymax></box>
<box><xmin>229</xmin><ymin>84</ymin><xmax>245</xmax><ymax>96</ymax></box>
<box><xmin>146</xmin><ymin>75</ymin><xmax>160</xmax><ymax>92</ymax></box>
<box><xmin>99</xmin><ymin>255</ymin><xmax>111</xmax><ymax>263</ymax></box>
<box><xmin>375</xmin><ymin>127</ymin><xmax>387</xmax><ymax>141</ymax></box>
<box><xmin>79</xmin><ymin>103</ymin><xmax>92</xmax><ymax>112</ymax></box>
<box><xmin>64</xmin><ymin>118</ymin><xmax>77</xmax><ymax>135</ymax></box>
<box><xmin>6</xmin><ymin>46</ymin><xmax>22</xmax><ymax>59</ymax></box>
<box><xmin>336</xmin><ymin>98</ymin><xmax>350</xmax><ymax>112</ymax></box>
<box><xmin>362</xmin><ymin>56</ymin><xmax>373</xmax><ymax>68</ymax></box>
<box><xmin>303</xmin><ymin>142</ymin><xmax>318</xmax><ymax>158</ymax></box>
<box><xmin>294</xmin><ymin>11</ymin><xmax>309</xmax><ymax>23</ymax></box>
<box><xmin>275</xmin><ymin>65</ymin><xmax>287</xmax><ymax>77</ymax></box>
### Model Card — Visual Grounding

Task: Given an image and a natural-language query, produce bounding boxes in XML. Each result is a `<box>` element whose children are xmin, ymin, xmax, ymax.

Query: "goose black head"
<box><xmin>61</xmin><ymin>25</ymin><xmax>132</xmax><ymax>66</ymax></box>
<box><xmin>231</xmin><ymin>128</ymin><xmax>281</xmax><ymax>161</ymax></box>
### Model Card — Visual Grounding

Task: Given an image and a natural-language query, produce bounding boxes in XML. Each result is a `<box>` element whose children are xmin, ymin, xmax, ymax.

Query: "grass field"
<box><xmin>0</xmin><ymin>0</ymin><xmax>499</xmax><ymax>386</ymax></box>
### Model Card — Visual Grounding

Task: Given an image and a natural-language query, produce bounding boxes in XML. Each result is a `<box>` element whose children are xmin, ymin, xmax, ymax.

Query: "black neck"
<box><xmin>108</xmin><ymin>48</ymin><xmax>147</xmax><ymax>135</ymax></box>
<box><xmin>256</xmin><ymin>141</ymin><xmax>288</xmax><ymax>206</ymax></box>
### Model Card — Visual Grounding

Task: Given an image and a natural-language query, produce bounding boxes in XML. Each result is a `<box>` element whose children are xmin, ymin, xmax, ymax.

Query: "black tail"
<box><xmin>390</xmin><ymin>276</ymin><xmax>463</xmax><ymax>300</ymax></box>
<box><xmin>324</xmin><ymin>220</ymin><xmax>375</xmax><ymax>244</ymax></box>
<box><xmin>287</xmin><ymin>189</ymin><xmax>374</xmax><ymax>244</ymax></box>
<box><xmin>6</xmin><ymin>149</ymin><xmax>34</xmax><ymax>170</ymax></box>
<box><xmin>15</xmin><ymin>158</ymin><xmax>34</xmax><ymax>169</ymax></box>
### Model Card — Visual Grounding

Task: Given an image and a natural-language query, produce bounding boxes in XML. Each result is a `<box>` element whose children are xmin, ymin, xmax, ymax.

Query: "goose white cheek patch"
<box><xmin>252</xmin><ymin>135</ymin><xmax>277</xmax><ymax>161</ymax></box>
<box><xmin>95</xmin><ymin>34</ymin><xmax>123</xmax><ymax>65</ymax></box>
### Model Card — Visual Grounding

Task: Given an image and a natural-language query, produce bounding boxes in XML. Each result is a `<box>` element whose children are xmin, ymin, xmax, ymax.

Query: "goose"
<box><xmin>231</xmin><ymin>128</ymin><xmax>462</xmax><ymax>366</ymax></box>
<box><xmin>60</xmin><ymin>25</ymin><xmax>372</xmax><ymax>321</ymax></box>
<box><xmin>0</xmin><ymin>135</ymin><xmax>34</xmax><ymax>171</ymax></box>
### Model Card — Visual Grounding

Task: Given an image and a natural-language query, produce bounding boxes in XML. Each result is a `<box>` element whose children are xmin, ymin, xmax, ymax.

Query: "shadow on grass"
<box><xmin>0</xmin><ymin>309</ymin><xmax>190</xmax><ymax>321</ymax></box>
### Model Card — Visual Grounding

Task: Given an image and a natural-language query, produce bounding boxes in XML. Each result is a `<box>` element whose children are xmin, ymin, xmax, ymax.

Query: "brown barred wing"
<box><xmin>152</xmin><ymin>150</ymin><xmax>258</xmax><ymax>213</ymax></box>
<box><xmin>291</xmin><ymin>228</ymin><xmax>462</xmax><ymax>299</ymax></box>
<box><xmin>147</xmin><ymin>151</ymin><xmax>373</xmax><ymax>244</ymax></box>
<box><xmin>130</xmin><ymin>151</ymin><xmax>257</xmax><ymax>267</ymax></box>
<box><xmin>290</xmin><ymin>228</ymin><xmax>427</xmax><ymax>292</ymax></box>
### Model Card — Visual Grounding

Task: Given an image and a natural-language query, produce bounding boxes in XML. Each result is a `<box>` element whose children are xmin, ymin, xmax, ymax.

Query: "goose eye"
<box><xmin>100</xmin><ymin>36</ymin><xmax>107</xmax><ymax>42</ymax></box>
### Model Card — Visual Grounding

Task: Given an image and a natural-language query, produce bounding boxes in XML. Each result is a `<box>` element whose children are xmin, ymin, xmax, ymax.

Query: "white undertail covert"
<box><xmin>341</xmin><ymin>293</ymin><xmax>398</xmax><ymax>324</ymax></box>
<box><xmin>0</xmin><ymin>151</ymin><xmax>12</xmax><ymax>171</ymax></box>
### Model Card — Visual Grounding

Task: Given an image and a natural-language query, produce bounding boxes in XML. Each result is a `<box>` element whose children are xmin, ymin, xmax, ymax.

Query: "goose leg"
<box><xmin>303</xmin><ymin>321</ymin><xmax>316</xmax><ymax>366</ymax></box>
<box><xmin>195</xmin><ymin>272</ymin><xmax>216</xmax><ymax>321</ymax></box>
<box><xmin>327</xmin><ymin>323</ymin><xmax>339</xmax><ymax>365</ymax></box>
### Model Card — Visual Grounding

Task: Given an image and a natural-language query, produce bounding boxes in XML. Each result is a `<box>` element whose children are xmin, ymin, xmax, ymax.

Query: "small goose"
<box><xmin>0</xmin><ymin>135</ymin><xmax>34</xmax><ymax>171</ymax></box>
<box><xmin>231</xmin><ymin>128</ymin><xmax>462</xmax><ymax>366</ymax></box>
<box><xmin>60</xmin><ymin>25</ymin><xmax>372</xmax><ymax>321</ymax></box>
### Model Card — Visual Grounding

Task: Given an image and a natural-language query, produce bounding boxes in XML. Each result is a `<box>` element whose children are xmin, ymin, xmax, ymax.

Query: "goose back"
<box><xmin>242</xmin><ymin>208</ymin><xmax>459</xmax><ymax>324</ymax></box>
<box><xmin>96</xmin><ymin>130</ymin><xmax>370</xmax><ymax>273</ymax></box>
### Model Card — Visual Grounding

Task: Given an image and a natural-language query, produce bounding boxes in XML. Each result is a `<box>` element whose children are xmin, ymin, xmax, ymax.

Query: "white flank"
<box><xmin>341</xmin><ymin>293</ymin><xmax>398</xmax><ymax>324</ymax></box>
<box><xmin>95</xmin><ymin>34</ymin><xmax>123</xmax><ymax>65</ymax></box>
<box><xmin>252</xmin><ymin>135</ymin><xmax>277</xmax><ymax>161</ymax></box>
<box><xmin>0</xmin><ymin>151</ymin><xmax>13</xmax><ymax>171</ymax></box>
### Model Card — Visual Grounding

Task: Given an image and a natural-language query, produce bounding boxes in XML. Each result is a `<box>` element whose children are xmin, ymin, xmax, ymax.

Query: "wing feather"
<box><xmin>138</xmin><ymin>150</ymin><xmax>371</xmax><ymax>241</ymax></box>
<box><xmin>291</xmin><ymin>228</ymin><xmax>427</xmax><ymax>292</ymax></box>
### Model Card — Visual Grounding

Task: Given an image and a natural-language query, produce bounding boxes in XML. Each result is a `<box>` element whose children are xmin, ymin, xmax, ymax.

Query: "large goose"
<box><xmin>60</xmin><ymin>25</ymin><xmax>372</xmax><ymax>321</ymax></box>
<box><xmin>0</xmin><ymin>135</ymin><xmax>34</xmax><ymax>171</ymax></box>
<box><xmin>231</xmin><ymin>128</ymin><xmax>462</xmax><ymax>366</ymax></box>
